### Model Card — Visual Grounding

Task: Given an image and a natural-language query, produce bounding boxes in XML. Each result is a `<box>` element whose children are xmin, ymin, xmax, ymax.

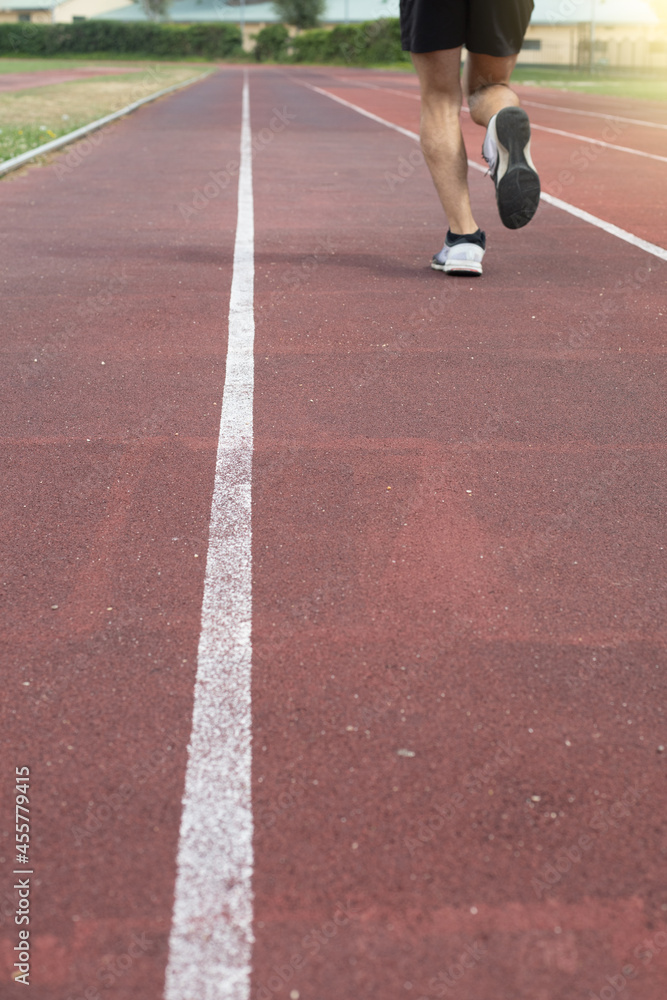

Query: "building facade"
<box><xmin>1</xmin><ymin>0</ymin><xmax>664</xmax><ymax>70</ymax></box>
<box><xmin>521</xmin><ymin>0</ymin><xmax>665</xmax><ymax>69</ymax></box>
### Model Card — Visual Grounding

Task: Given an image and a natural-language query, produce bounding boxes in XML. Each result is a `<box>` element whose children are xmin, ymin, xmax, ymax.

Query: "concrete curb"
<box><xmin>0</xmin><ymin>70</ymin><xmax>212</xmax><ymax>178</ymax></box>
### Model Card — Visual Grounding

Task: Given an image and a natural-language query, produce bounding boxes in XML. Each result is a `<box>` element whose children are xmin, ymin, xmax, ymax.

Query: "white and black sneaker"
<box><xmin>482</xmin><ymin>107</ymin><xmax>540</xmax><ymax>230</ymax></box>
<box><xmin>431</xmin><ymin>228</ymin><xmax>486</xmax><ymax>276</ymax></box>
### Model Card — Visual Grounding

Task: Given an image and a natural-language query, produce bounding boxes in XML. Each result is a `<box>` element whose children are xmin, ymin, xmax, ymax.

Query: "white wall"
<box><xmin>53</xmin><ymin>0</ymin><xmax>134</xmax><ymax>22</ymax></box>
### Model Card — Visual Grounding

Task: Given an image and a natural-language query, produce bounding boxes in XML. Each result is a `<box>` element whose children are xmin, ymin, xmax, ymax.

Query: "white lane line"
<box><xmin>303</xmin><ymin>82</ymin><xmax>421</xmax><ymax>141</ymax></box>
<box><xmin>300</xmin><ymin>82</ymin><xmax>667</xmax><ymax>262</ymax></box>
<box><xmin>525</xmin><ymin>121</ymin><xmax>667</xmax><ymax>163</ymax></box>
<box><xmin>521</xmin><ymin>99</ymin><xmax>667</xmax><ymax>132</ymax></box>
<box><xmin>338</xmin><ymin>78</ymin><xmax>667</xmax><ymax>133</ymax></box>
<box><xmin>538</xmin><ymin>193</ymin><xmax>667</xmax><ymax>261</ymax></box>
<box><xmin>164</xmin><ymin>69</ymin><xmax>255</xmax><ymax>1000</ymax></box>
<box><xmin>317</xmin><ymin>80</ymin><xmax>665</xmax><ymax>162</ymax></box>
<box><xmin>338</xmin><ymin>77</ymin><xmax>420</xmax><ymax>100</ymax></box>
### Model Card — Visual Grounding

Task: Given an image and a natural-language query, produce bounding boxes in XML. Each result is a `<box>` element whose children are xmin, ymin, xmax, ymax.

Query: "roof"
<box><xmin>98</xmin><ymin>0</ymin><xmax>658</xmax><ymax>25</ymax></box>
<box><xmin>100</xmin><ymin>0</ymin><xmax>400</xmax><ymax>23</ymax></box>
<box><xmin>0</xmin><ymin>0</ymin><xmax>57</xmax><ymax>8</ymax></box>
<box><xmin>0</xmin><ymin>0</ymin><xmax>657</xmax><ymax>20</ymax></box>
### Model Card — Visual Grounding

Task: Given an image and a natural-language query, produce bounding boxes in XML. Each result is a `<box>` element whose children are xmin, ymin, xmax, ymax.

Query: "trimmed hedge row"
<box><xmin>0</xmin><ymin>17</ymin><xmax>404</xmax><ymax>63</ymax></box>
<box><xmin>0</xmin><ymin>21</ymin><xmax>242</xmax><ymax>57</ymax></box>
<box><xmin>253</xmin><ymin>23</ymin><xmax>290</xmax><ymax>62</ymax></box>
<box><xmin>290</xmin><ymin>18</ymin><xmax>406</xmax><ymax>65</ymax></box>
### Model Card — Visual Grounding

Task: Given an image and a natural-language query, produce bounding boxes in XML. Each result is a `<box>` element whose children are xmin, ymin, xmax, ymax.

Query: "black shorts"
<box><xmin>400</xmin><ymin>0</ymin><xmax>534</xmax><ymax>56</ymax></box>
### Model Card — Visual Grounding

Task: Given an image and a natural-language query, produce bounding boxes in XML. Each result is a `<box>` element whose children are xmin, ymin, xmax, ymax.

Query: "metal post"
<box><xmin>589</xmin><ymin>0</ymin><xmax>596</xmax><ymax>73</ymax></box>
<box><xmin>240</xmin><ymin>0</ymin><xmax>246</xmax><ymax>51</ymax></box>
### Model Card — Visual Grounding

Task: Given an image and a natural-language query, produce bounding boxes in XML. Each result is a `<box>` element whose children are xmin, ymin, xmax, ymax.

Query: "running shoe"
<box><xmin>482</xmin><ymin>107</ymin><xmax>540</xmax><ymax>230</ymax></box>
<box><xmin>431</xmin><ymin>229</ymin><xmax>486</xmax><ymax>276</ymax></box>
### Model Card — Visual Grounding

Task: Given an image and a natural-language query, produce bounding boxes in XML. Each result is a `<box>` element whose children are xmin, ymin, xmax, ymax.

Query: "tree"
<box><xmin>141</xmin><ymin>0</ymin><xmax>171</xmax><ymax>20</ymax></box>
<box><xmin>272</xmin><ymin>0</ymin><xmax>325</xmax><ymax>30</ymax></box>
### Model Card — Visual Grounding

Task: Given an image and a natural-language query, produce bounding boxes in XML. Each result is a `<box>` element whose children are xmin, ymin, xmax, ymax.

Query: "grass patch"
<box><xmin>0</xmin><ymin>120</ymin><xmax>90</xmax><ymax>161</ymax></box>
<box><xmin>359</xmin><ymin>61</ymin><xmax>667</xmax><ymax>101</ymax></box>
<box><xmin>0</xmin><ymin>57</ymin><xmax>105</xmax><ymax>72</ymax></box>
<box><xmin>0</xmin><ymin>55</ymin><xmax>226</xmax><ymax>71</ymax></box>
<box><xmin>511</xmin><ymin>65</ymin><xmax>667</xmax><ymax>101</ymax></box>
<box><xmin>0</xmin><ymin>63</ymin><xmax>211</xmax><ymax>162</ymax></box>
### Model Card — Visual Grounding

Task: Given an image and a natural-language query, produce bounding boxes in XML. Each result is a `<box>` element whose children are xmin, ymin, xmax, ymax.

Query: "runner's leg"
<box><xmin>464</xmin><ymin>52</ymin><xmax>521</xmax><ymax>127</ymax></box>
<box><xmin>411</xmin><ymin>47</ymin><xmax>477</xmax><ymax>237</ymax></box>
<box><xmin>466</xmin><ymin>51</ymin><xmax>540</xmax><ymax>230</ymax></box>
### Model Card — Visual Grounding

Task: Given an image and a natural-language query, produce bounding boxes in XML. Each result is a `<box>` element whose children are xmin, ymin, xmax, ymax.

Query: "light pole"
<box><xmin>240</xmin><ymin>0</ymin><xmax>246</xmax><ymax>51</ymax></box>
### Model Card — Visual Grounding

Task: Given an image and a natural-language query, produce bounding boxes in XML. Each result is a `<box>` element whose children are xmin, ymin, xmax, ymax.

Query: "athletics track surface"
<box><xmin>1</xmin><ymin>65</ymin><xmax>666</xmax><ymax>1000</ymax></box>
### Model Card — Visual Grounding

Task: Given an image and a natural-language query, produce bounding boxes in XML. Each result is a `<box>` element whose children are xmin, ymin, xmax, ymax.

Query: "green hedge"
<box><xmin>0</xmin><ymin>17</ymin><xmax>405</xmax><ymax>63</ymax></box>
<box><xmin>0</xmin><ymin>21</ymin><xmax>242</xmax><ymax>58</ymax></box>
<box><xmin>290</xmin><ymin>18</ymin><xmax>406</xmax><ymax>65</ymax></box>
<box><xmin>254</xmin><ymin>23</ymin><xmax>289</xmax><ymax>62</ymax></box>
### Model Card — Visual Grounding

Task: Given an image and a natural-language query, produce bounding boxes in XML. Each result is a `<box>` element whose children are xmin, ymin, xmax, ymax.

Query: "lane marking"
<box><xmin>521</xmin><ymin>99</ymin><xmax>667</xmax><ymax>132</ymax></box>
<box><xmin>338</xmin><ymin>75</ymin><xmax>667</xmax><ymax>133</ymax></box>
<box><xmin>538</xmin><ymin>193</ymin><xmax>667</xmax><ymax>261</ymax></box>
<box><xmin>525</xmin><ymin>121</ymin><xmax>667</xmax><ymax>164</ymax></box>
<box><xmin>337</xmin><ymin>77</ymin><xmax>420</xmax><ymax>101</ymax></box>
<box><xmin>302</xmin><ymin>81</ymin><xmax>421</xmax><ymax>141</ymax></box>
<box><xmin>0</xmin><ymin>73</ymin><xmax>211</xmax><ymax>178</ymax></box>
<box><xmin>301</xmin><ymin>82</ymin><xmax>667</xmax><ymax>262</ymax></box>
<box><xmin>318</xmin><ymin>79</ymin><xmax>664</xmax><ymax>162</ymax></box>
<box><xmin>164</xmin><ymin>69</ymin><xmax>255</xmax><ymax>1000</ymax></box>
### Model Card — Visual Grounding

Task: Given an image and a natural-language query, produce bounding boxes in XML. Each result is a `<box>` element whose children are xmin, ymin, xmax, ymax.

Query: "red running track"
<box><xmin>0</xmin><ymin>65</ymin><xmax>666</xmax><ymax>1000</ymax></box>
<box><xmin>309</xmin><ymin>66</ymin><xmax>667</xmax><ymax>246</ymax></box>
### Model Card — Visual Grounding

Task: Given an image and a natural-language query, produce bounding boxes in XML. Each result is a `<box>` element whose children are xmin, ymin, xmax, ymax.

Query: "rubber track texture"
<box><xmin>1</xmin><ymin>65</ymin><xmax>666</xmax><ymax>1000</ymax></box>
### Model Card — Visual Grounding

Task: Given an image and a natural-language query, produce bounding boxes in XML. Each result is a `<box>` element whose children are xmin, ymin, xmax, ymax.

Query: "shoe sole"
<box><xmin>431</xmin><ymin>258</ymin><xmax>484</xmax><ymax>276</ymax></box>
<box><xmin>493</xmin><ymin>107</ymin><xmax>540</xmax><ymax>230</ymax></box>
